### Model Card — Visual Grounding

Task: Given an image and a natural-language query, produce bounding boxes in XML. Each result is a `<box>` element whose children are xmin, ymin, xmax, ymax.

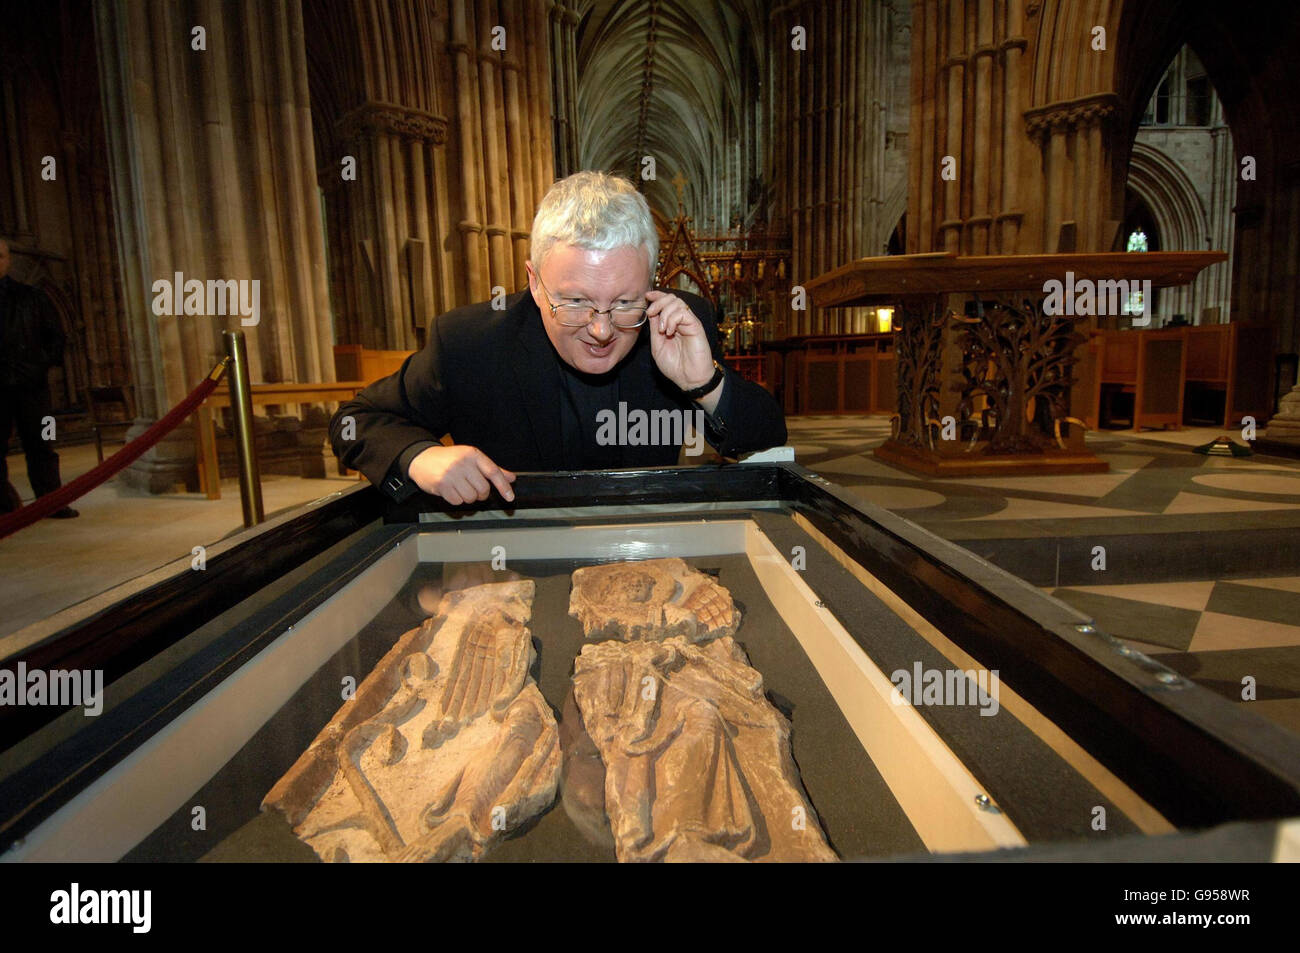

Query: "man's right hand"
<box><xmin>407</xmin><ymin>445</ymin><xmax>516</xmax><ymax>505</ymax></box>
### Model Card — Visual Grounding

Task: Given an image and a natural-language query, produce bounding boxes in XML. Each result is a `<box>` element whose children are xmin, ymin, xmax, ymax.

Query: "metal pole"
<box><xmin>222</xmin><ymin>330</ymin><xmax>264</xmax><ymax>526</ymax></box>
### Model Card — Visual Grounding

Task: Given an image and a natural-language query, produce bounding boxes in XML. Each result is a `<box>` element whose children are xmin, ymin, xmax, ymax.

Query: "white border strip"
<box><xmin>3</xmin><ymin>536</ymin><xmax>418</xmax><ymax>862</ymax></box>
<box><xmin>416</xmin><ymin>519</ymin><xmax>751</xmax><ymax>563</ymax></box>
<box><xmin>744</xmin><ymin>523</ymin><xmax>1027</xmax><ymax>852</ymax></box>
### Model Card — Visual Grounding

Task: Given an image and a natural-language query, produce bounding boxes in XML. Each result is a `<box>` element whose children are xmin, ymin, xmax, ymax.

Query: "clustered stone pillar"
<box><xmin>81</xmin><ymin>165</ymin><xmax>131</xmax><ymax>389</ymax></box>
<box><xmin>908</xmin><ymin>0</ymin><xmax>1131</xmax><ymax>258</ymax></box>
<box><xmin>1202</xmin><ymin>95</ymin><xmax>1236</xmax><ymax>320</ymax></box>
<box><xmin>910</xmin><ymin>0</ymin><xmax>1082</xmax><ymax>256</ymax></box>
<box><xmin>548</xmin><ymin>2</ymin><xmax>581</xmax><ymax>178</ymax></box>
<box><xmin>311</xmin><ymin>0</ymin><xmax>556</xmax><ymax>350</ymax></box>
<box><xmin>94</xmin><ymin>0</ymin><xmax>334</xmax><ymax>491</ymax></box>
<box><xmin>446</xmin><ymin>0</ymin><xmax>555</xmax><ymax>306</ymax></box>
<box><xmin>329</xmin><ymin>103</ymin><xmax>450</xmax><ymax>352</ymax></box>
<box><xmin>770</xmin><ymin>0</ymin><xmax>909</xmax><ymax>336</ymax></box>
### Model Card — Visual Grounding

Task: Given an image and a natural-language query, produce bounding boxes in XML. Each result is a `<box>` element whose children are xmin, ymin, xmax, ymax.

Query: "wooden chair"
<box><xmin>87</xmin><ymin>386</ymin><xmax>135</xmax><ymax>463</ymax></box>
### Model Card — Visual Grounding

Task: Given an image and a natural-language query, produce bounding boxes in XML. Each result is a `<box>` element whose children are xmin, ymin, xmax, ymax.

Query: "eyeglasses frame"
<box><xmin>533</xmin><ymin>273</ymin><xmax>650</xmax><ymax>330</ymax></box>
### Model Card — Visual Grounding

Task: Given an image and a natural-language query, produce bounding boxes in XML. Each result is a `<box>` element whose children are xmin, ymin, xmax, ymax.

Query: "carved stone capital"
<box><xmin>335</xmin><ymin>102</ymin><xmax>448</xmax><ymax>145</ymax></box>
<box><xmin>550</xmin><ymin>3</ymin><xmax>580</xmax><ymax>26</ymax></box>
<box><xmin>1024</xmin><ymin>93</ymin><xmax>1121</xmax><ymax>140</ymax></box>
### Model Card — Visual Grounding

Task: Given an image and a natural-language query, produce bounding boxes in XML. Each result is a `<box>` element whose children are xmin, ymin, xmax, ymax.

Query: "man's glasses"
<box><xmin>535</xmin><ymin>274</ymin><xmax>648</xmax><ymax>329</ymax></box>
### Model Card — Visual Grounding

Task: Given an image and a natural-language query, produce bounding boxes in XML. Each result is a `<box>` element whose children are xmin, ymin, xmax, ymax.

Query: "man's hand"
<box><xmin>645</xmin><ymin>290</ymin><xmax>719</xmax><ymax>396</ymax></box>
<box><xmin>407</xmin><ymin>445</ymin><xmax>516</xmax><ymax>505</ymax></box>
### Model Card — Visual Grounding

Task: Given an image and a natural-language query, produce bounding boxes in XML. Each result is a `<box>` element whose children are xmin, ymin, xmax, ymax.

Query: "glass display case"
<box><xmin>2</xmin><ymin>463</ymin><xmax>1298</xmax><ymax>862</ymax></box>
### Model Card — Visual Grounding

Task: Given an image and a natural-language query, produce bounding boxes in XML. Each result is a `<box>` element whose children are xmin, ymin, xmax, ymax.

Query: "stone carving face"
<box><xmin>591</xmin><ymin>567</ymin><xmax>658</xmax><ymax>604</ymax></box>
<box><xmin>569</xmin><ymin>557</ymin><xmax>740</xmax><ymax>643</ymax></box>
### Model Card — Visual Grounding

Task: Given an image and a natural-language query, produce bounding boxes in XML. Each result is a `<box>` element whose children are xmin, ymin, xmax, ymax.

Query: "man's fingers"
<box><xmin>463</xmin><ymin>469</ymin><xmax>492</xmax><ymax>500</ymax></box>
<box><xmin>441</xmin><ymin>484</ymin><xmax>464</xmax><ymax>506</ymax></box>
<box><xmin>451</xmin><ymin>475</ymin><xmax>480</xmax><ymax>503</ymax></box>
<box><xmin>487</xmin><ymin>469</ymin><xmax>515</xmax><ymax>501</ymax></box>
<box><xmin>474</xmin><ymin>451</ymin><xmax>516</xmax><ymax>502</ymax></box>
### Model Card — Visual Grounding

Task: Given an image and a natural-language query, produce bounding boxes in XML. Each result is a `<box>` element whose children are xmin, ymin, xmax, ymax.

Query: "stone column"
<box><xmin>1264</xmin><ymin>387</ymin><xmax>1300</xmax><ymax>443</ymax></box>
<box><xmin>997</xmin><ymin>1</ymin><xmax>1027</xmax><ymax>253</ymax></box>
<box><xmin>448</xmin><ymin>0</ymin><xmax>487</xmax><ymax>302</ymax></box>
<box><xmin>333</xmin><ymin>103</ymin><xmax>450</xmax><ymax>350</ymax></box>
<box><xmin>1204</xmin><ymin>95</ymin><xmax>1235</xmax><ymax>321</ymax></box>
<box><xmin>94</xmin><ymin>0</ymin><xmax>334</xmax><ymax>492</ymax></box>
<box><xmin>547</xmin><ymin>2</ymin><xmax>580</xmax><ymax>178</ymax></box>
<box><xmin>772</xmin><ymin>0</ymin><xmax>910</xmax><ymax>335</ymax></box>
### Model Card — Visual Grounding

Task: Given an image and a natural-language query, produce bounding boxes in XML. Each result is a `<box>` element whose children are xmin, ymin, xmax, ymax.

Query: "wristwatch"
<box><xmin>680</xmin><ymin>360</ymin><xmax>726</xmax><ymax>400</ymax></box>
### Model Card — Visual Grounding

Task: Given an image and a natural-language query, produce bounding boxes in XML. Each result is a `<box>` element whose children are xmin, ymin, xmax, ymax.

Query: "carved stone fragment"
<box><xmin>262</xmin><ymin>580</ymin><xmax>560</xmax><ymax>862</ymax></box>
<box><xmin>569</xmin><ymin>557</ymin><xmax>740</xmax><ymax>643</ymax></box>
<box><xmin>571</xmin><ymin>636</ymin><xmax>837</xmax><ymax>862</ymax></box>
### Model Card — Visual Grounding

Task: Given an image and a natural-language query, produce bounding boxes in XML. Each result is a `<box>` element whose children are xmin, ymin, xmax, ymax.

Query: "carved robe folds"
<box><xmin>572</xmin><ymin>635</ymin><xmax>837</xmax><ymax>863</ymax></box>
<box><xmin>263</xmin><ymin>581</ymin><xmax>559</xmax><ymax>862</ymax></box>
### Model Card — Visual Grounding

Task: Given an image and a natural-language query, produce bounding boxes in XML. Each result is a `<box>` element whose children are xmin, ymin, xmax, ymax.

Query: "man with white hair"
<box><xmin>332</xmin><ymin>171</ymin><xmax>786</xmax><ymax>505</ymax></box>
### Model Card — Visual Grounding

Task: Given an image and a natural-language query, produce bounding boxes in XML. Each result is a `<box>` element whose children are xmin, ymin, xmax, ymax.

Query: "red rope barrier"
<box><xmin>0</xmin><ymin>361</ymin><xmax>229</xmax><ymax>541</ymax></box>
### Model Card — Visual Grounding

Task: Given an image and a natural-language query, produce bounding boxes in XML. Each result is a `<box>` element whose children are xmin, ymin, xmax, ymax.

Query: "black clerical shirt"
<box><xmin>556</xmin><ymin>357</ymin><xmax>625</xmax><ymax>469</ymax></box>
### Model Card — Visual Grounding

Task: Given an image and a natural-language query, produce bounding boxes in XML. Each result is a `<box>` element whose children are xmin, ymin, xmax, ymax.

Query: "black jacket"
<box><xmin>0</xmin><ymin>276</ymin><xmax>64</xmax><ymax>388</ymax></box>
<box><xmin>331</xmin><ymin>289</ymin><xmax>786</xmax><ymax>501</ymax></box>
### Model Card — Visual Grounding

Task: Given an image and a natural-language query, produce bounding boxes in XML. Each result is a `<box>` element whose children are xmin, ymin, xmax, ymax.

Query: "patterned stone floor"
<box><xmin>790</xmin><ymin>415</ymin><xmax>1300</xmax><ymax>534</ymax></box>
<box><xmin>788</xmin><ymin>414</ymin><xmax>1300</xmax><ymax>738</ymax></box>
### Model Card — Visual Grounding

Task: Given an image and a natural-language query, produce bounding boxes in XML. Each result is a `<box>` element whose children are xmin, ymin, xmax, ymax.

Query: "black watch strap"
<box><xmin>680</xmin><ymin>360</ymin><xmax>726</xmax><ymax>400</ymax></box>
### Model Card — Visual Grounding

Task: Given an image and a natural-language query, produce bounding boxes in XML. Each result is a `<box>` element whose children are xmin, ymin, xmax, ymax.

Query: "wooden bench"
<box><xmin>1184</xmin><ymin>322</ymin><xmax>1275</xmax><ymax>427</ymax></box>
<box><xmin>191</xmin><ymin>345</ymin><xmax>421</xmax><ymax>499</ymax></box>
<box><xmin>768</xmin><ymin>333</ymin><xmax>896</xmax><ymax>415</ymax></box>
<box><xmin>194</xmin><ymin>381</ymin><xmax>369</xmax><ymax>499</ymax></box>
<box><xmin>1097</xmin><ymin>328</ymin><xmax>1187</xmax><ymax>431</ymax></box>
<box><xmin>332</xmin><ymin>344</ymin><xmax>414</xmax><ymax>384</ymax></box>
<box><xmin>1092</xmin><ymin>322</ymin><xmax>1275</xmax><ymax>432</ymax></box>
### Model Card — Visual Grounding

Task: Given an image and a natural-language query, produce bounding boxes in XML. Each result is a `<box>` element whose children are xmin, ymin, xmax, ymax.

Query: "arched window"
<box><xmin>1155</xmin><ymin>78</ymin><xmax>1172</xmax><ymax>125</ymax></box>
<box><xmin>1125</xmin><ymin>229</ymin><xmax>1149</xmax><ymax>315</ymax></box>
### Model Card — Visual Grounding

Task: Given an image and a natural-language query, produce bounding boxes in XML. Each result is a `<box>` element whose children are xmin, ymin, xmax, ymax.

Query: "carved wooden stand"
<box><xmin>805</xmin><ymin>252</ymin><xmax>1227</xmax><ymax>476</ymax></box>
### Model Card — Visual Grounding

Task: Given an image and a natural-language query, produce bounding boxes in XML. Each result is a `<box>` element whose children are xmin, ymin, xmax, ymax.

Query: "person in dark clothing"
<box><xmin>331</xmin><ymin>172</ymin><xmax>786</xmax><ymax>505</ymax></box>
<box><xmin>0</xmin><ymin>237</ymin><xmax>78</xmax><ymax>518</ymax></box>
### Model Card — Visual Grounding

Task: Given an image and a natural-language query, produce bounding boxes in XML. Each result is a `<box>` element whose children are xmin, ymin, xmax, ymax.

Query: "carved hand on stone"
<box><xmin>262</xmin><ymin>581</ymin><xmax>560</xmax><ymax>863</ymax></box>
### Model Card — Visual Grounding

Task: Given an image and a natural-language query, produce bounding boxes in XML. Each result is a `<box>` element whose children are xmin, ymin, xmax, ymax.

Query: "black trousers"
<box><xmin>0</xmin><ymin>384</ymin><xmax>62</xmax><ymax>507</ymax></box>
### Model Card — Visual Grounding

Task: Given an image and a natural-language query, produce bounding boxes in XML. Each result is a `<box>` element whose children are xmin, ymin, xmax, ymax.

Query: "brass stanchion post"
<box><xmin>222</xmin><ymin>330</ymin><xmax>264</xmax><ymax>526</ymax></box>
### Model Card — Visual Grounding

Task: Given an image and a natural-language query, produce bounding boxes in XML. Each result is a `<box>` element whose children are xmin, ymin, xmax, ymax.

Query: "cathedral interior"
<box><xmin>2</xmin><ymin>0</ymin><xmax>1300</xmax><ymax>865</ymax></box>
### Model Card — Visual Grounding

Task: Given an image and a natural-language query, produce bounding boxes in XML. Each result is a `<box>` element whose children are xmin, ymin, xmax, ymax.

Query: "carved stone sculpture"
<box><xmin>263</xmin><ymin>581</ymin><xmax>560</xmax><ymax>862</ymax></box>
<box><xmin>571</xmin><ymin>635</ymin><xmax>837</xmax><ymax>862</ymax></box>
<box><xmin>569</xmin><ymin>557</ymin><xmax>740</xmax><ymax>643</ymax></box>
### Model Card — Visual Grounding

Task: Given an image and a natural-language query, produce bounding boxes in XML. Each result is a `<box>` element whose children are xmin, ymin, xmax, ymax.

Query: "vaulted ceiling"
<box><xmin>574</xmin><ymin>0</ymin><xmax>771</xmax><ymax>229</ymax></box>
